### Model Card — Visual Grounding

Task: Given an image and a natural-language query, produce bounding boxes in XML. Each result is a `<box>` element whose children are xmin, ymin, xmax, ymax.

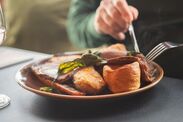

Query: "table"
<box><xmin>1</xmin><ymin>47</ymin><xmax>183</xmax><ymax>122</ymax></box>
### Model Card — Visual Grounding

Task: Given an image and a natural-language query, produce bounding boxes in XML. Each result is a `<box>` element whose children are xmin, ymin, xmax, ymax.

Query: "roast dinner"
<box><xmin>30</xmin><ymin>44</ymin><xmax>156</xmax><ymax>96</ymax></box>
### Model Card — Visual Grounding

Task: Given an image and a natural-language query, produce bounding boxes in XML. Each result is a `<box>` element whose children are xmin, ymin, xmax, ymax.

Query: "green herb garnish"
<box><xmin>58</xmin><ymin>50</ymin><xmax>107</xmax><ymax>74</ymax></box>
<box><xmin>58</xmin><ymin>60</ymin><xmax>85</xmax><ymax>74</ymax></box>
<box><xmin>40</xmin><ymin>87</ymin><xmax>54</xmax><ymax>93</ymax></box>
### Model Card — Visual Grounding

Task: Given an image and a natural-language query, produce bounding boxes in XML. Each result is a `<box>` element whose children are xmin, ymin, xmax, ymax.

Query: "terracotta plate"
<box><xmin>15</xmin><ymin>58</ymin><xmax>164</xmax><ymax>100</ymax></box>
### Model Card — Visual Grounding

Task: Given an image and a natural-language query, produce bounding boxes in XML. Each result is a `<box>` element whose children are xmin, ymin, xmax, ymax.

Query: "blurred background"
<box><xmin>1</xmin><ymin>0</ymin><xmax>183</xmax><ymax>79</ymax></box>
<box><xmin>3</xmin><ymin>0</ymin><xmax>78</xmax><ymax>54</ymax></box>
<box><xmin>2</xmin><ymin>0</ymin><xmax>183</xmax><ymax>55</ymax></box>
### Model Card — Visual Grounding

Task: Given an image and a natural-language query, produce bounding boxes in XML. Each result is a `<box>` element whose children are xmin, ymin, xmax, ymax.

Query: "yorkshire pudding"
<box><xmin>103</xmin><ymin>62</ymin><xmax>141</xmax><ymax>93</ymax></box>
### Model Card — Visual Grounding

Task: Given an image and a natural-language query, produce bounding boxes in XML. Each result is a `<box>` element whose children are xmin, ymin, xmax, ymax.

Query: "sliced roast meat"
<box><xmin>31</xmin><ymin>70</ymin><xmax>85</xmax><ymax>96</ymax></box>
<box><xmin>31</xmin><ymin>55</ymin><xmax>81</xmax><ymax>83</ymax></box>
<box><xmin>31</xmin><ymin>55</ymin><xmax>85</xmax><ymax>96</ymax></box>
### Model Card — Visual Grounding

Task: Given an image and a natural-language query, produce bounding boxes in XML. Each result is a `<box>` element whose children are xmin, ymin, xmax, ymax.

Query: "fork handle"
<box><xmin>128</xmin><ymin>24</ymin><xmax>140</xmax><ymax>52</ymax></box>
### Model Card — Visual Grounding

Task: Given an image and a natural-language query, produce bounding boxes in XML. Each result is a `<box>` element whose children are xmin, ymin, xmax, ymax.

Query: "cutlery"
<box><xmin>128</xmin><ymin>24</ymin><xmax>140</xmax><ymax>52</ymax></box>
<box><xmin>146</xmin><ymin>41</ymin><xmax>183</xmax><ymax>61</ymax></box>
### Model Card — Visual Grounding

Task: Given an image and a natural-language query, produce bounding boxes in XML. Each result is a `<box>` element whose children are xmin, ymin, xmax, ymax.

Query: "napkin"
<box><xmin>0</xmin><ymin>48</ymin><xmax>33</xmax><ymax>69</ymax></box>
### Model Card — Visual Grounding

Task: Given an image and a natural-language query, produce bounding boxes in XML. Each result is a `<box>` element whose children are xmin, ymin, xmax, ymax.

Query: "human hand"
<box><xmin>94</xmin><ymin>0</ymin><xmax>139</xmax><ymax>41</ymax></box>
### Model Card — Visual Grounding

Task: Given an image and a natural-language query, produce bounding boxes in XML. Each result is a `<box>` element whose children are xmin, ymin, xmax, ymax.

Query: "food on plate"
<box><xmin>31</xmin><ymin>55</ymin><xmax>85</xmax><ymax>95</ymax></box>
<box><xmin>107</xmin><ymin>53</ymin><xmax>155</xmax><ymax>82</ymax></box>
<box><xmin>30</xmin><ymin>44</ymin><xmax>156</xmax><ymax>96</ymax></box>
<box><xmin>103</xmin><ymin>62</ymin><xmax>140</xmax><ymax>93</ymax></box>
<box><xmin>31</xmin><ymin>55</ymin><xmax>81</xmax><ymax>83</ymax></box>
<box><xmin>73</xmin><ymin>66</ymin><xmax>106</xmax><ymax>94</ymax></box>
<box><xmin>135</xmin><ymin>54</ymin><xmax>155</xmax><ymax>82</ymax></box>
<box><xmin>100</xmin><ymin>43</ymin><xmax>128</xmax><ymax>59</ymax></box>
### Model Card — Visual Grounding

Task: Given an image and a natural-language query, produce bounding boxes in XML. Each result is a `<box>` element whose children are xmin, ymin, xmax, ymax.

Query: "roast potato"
<box><xmin>73</xmin><ymin>66</ymin><xmax>106</xmax><ymax>94</ymax></box>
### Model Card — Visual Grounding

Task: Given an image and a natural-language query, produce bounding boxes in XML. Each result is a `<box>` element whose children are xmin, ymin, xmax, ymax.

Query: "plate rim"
<box><xmin>15</xmin><ymin>59</ymin><xmax>164</xmax><ymax>100</ymax></box>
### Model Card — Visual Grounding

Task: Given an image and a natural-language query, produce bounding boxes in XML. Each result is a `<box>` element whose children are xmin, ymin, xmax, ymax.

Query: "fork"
<box><xmin>146</xmin><ymin>41</ymin><xmax>183</xmax><ymax>61</ymax></box>
<box><xmin>128</xmin><ymin>24</ymin><xmax>140</xmax><ymax>52</ymax></box>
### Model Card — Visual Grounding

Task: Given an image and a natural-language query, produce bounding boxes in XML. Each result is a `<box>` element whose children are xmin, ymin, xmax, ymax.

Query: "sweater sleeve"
<box><xmin>67</xmin><ymin>0</ymin><xmax>114</xmax><ymax>48</ymax></box>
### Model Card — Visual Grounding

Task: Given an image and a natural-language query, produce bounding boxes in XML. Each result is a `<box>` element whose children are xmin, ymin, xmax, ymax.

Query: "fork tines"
<box><xmin>146</xmin><ymin>43</ymin><xmax>167</xmax><ymax>61</ymax></box>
